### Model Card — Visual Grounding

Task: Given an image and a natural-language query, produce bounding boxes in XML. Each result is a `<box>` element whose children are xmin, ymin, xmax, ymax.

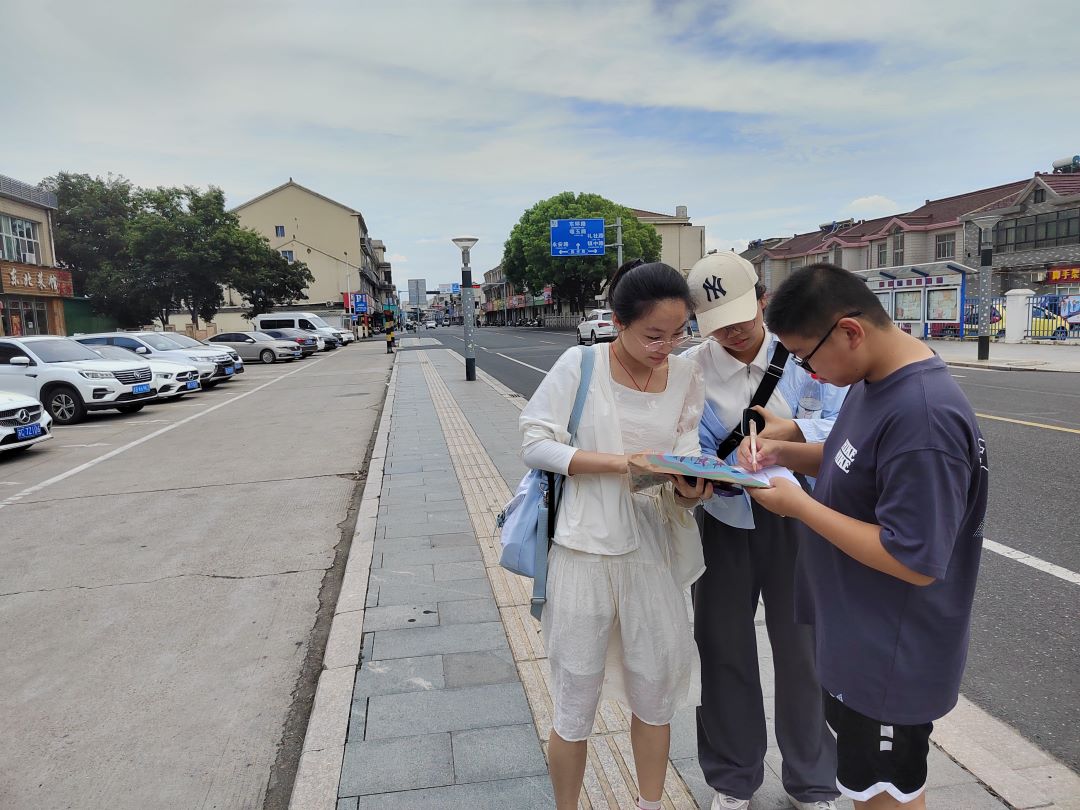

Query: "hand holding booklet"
<box><xmin>627</xmin><ymin>453</ymin><xmax>799</xmax><ymax>493</ymax></box>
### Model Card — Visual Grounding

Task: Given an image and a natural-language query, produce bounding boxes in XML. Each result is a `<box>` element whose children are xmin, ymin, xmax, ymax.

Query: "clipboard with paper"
<box><xmin>627</xmin><ymin>453</ymin><xmax>799</xmax><ymax>493</ymax></box>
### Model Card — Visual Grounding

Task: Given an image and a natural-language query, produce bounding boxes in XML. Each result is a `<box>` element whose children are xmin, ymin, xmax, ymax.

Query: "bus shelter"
<box><xmin>853</xmin><ymin>261</ymin><xmax>971</xmax><ymax>338</ymax></box>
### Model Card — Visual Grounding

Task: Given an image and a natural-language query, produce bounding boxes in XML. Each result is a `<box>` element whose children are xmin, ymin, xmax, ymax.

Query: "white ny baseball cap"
<box><xmin>687</xmin><ymin>252</ymin><xmax>761</xmax><ymax>336</ymax></box>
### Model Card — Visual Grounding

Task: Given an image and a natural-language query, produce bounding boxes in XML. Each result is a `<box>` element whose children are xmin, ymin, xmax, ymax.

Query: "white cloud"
<box><xmin>4</xmin><ymin>0</ymin><xmax>1079</xmax><ymax>279</ymax></box>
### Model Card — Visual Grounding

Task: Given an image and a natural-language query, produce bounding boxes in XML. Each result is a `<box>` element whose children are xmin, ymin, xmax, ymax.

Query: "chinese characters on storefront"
<box><xmin>1</xmin><ymin>266</ymin><xmax>74</xmax><ymax>297</ymax></box>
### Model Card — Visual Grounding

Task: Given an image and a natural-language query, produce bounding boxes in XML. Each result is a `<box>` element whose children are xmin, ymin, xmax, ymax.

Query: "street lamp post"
<box><xmin>452</xmin><ymin>236</ymin><xmax>479</xmax><ymax>381</ymax></box>
<box><xmin>971</xmin><ymin>215</ymin><xmax>1001</xmax><ymax>362</ymax></box>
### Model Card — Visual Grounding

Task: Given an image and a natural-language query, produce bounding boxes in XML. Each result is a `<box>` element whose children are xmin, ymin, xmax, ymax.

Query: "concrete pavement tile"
<box><xmin>354</xmin><ymin>654</ymin><xmax>445</xmax><ymax>696</ymax></box>
<box><xmin>376</xmin><ymin>578</ymin><xmax>490</xmax><ymax>607</ymax></box>
<box><xmin>671</xmin><ymin>757</ymin><xmax>713</xmax><ymax>810</ymax></box>
<box><xmin>451</xmin><ymin>724</ymin><xmax>548</xmax><ymax>782</ymax></box>
<box><xmin>430</xmin><ymin>532</ymin><xmax>478</xmax><ymax>548</ymax></box>
<box><xmin>380</xmin><ymin>546</ymin><xmax>482</xmax><ymax>568</ymax></box>
<box><xmin>347</xmin><ymin>697</ymin><xmax>367</xmax><ymax>742</ymax></box>
<box><xmin>364</xmin><ymin>584</ymin><xmax>379</xmax><ymax>608</ymax></box>
<box><xmin>425</xmin><ymin>489</ymin><xmax>464</xmax><ymax>502</ymax></box>
<box><xmin>437</xmin><ymin>598</ymin><xmax>500</xmax><ymax>625</ymax></box>
<box><xmin>433</xmin><ymin>561</ymin><xmax>486</xmax><ymax>581</ymax></box>
<box><xmin>382</xmin><ymin>517</ymin><xmax>473</xmax><ymax>539</ymax></box>
<box><xmin>926</xmin><ymin>745</ymin><xmax>980</xmax><ymax>788</ymax></box>
<box><xmin>361</xmin><ymin>632</ymin><xmax>374</xmax><ymax>666</ymax></box>
<box><xmin>924</xmin><ymin>782</ymin><xmax>1008</xmax><ymax>808</ymax></box>
<box><xmin>668</xmin><ymin>705</ymin><xmax>697</xmax><ymax>760</ymax></box>
<box><xmin>337</xmin><ymin>799</ymin><xmax>358</xmax><ymax>810</ymax></box>
<box><xmin>373</xmin><ymin>621</ymin><xmax>508</xmax><ymax>660</ymax></box>
<box><xmin>386</xmin><ymin>460</ymin><xmax>423</xmax><ymax>474</ymax></box>
<box><xmin>335</xmin><ymin>571</ymin><xmax>370</xmax><ymax>615</ymax></box>
<box><xmin>365</xmin><ymin>682</ymin><xmax>533</xmax><ymax>739</ymax></box>
<box><xmin>443</xmin><ymin>649</ymin><xmax>519</xmax><ymax>689</ymax></box>
<box><xmin>302</xmin><ymin>666</ymin><xmax>356</xmax><ymax>753</ymax></box>
<box><xmin>362</xmin><ymin>603</ymin><xmax>439</xmax><ymax>632</ymax></box>
<box><xmin>351</xmin><ymin>775</ymin><xmax>554</xmax><ymax>809</ymax></box>
<box><xmin>338</xmin><ymin>733</ymin><xmax>453</xmax><ymax>796</ymax></box>
<box><xmin>373</xmin><ymin>536</ymin><xmax>434</xmax><ymax>554</ymax></box>
<box><xmin>370</xmin><ymin>564</ymin><xmax>435</xmax><ymax>586</ymax></box>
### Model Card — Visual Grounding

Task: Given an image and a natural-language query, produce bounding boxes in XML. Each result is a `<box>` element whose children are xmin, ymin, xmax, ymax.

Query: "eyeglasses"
<box><xmin>714</xmin><ymin>317</ymin><xmax>758</xmax><ymax>337</ymax></box>
<box><xmin>791</xmin><ymin>311</ymin><xmax>862</xmax><ymax>374</ymax></box>
<box><xmin>629</xmin><ymin>332</ymin><xmax>694</xmax><ymax>352</ymax></box>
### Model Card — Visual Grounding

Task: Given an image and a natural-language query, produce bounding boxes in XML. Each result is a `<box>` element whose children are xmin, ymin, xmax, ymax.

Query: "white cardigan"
<box><xmin>520</xmin><ymin>344</ymin><xmax>705</xmax><ymax>585</ymax></box>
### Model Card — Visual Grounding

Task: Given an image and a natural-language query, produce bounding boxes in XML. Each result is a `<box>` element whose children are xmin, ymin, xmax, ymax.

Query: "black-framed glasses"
<box><xmin>791</xmin><ymin>311</ymin><xmax>862</xmax><ymax>374</ymax></box>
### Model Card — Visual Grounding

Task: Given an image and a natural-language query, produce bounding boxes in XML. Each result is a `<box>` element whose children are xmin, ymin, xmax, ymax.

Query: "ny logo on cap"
<box><xmin>701</xmin><ymin>275</ymin><xmax>727</xmax><ymax>303</ymax></box>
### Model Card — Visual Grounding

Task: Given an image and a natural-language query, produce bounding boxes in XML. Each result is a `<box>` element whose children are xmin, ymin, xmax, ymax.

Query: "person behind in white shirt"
<box><xmin>683</xmin><ymin>252</ymin><xmax>846</xmax><ymax>810</ymax></box>
<box><xmin>520</xmin><ymin>259</ymin><xmax>712</xmax><ymax>810</ymax></box>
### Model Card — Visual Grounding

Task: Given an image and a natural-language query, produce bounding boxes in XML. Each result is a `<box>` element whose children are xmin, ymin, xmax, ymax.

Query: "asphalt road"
<box><xmin>420</xmin><ymin>325</ymin><xmax>1080</xmax><ymax>771</ymax></box>
<box><xmin>0</xmin><ymin>344</ymin><xmax>393</xmax><ymax>808</ymax></box>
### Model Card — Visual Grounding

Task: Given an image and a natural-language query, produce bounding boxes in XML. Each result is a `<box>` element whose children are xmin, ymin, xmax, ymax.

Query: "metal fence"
<box><xmin>1025</xmin><ymin>294</ymin><xmax>1075</xmax><ymax>340</ymax></box>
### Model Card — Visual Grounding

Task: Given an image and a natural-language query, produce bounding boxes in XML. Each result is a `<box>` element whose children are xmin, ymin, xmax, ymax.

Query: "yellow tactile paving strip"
<box><xmin>419</xmin><ymin>353</ymin><xmax>698</xmax><ymax>810</ymax></box>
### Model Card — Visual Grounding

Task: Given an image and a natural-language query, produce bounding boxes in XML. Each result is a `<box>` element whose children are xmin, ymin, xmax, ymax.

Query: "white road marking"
<box><xmin>59</xmin><ymin>443</ymin><xmax>110</xmax><ymax>449</ymax></box>
<box><xmin>0</xmin><ymin>355</ymin><xmax>333</xmax><ymax>511</ymax></box>
<box><xmin>0</xmin><ymin>482</ymin><xmax>21</xmax><ymax>486</ymax></box>
<box><xmin>496</xmin><ymin>353</ymin><xmax>549</xmax><ymax>374</ymax></box>
<box><xmin>951</xmin><ymin>374</ymin><xmax>966</xmax><ymax>378</ymax></box>
<box><xmin>984</xmin><ymin>538</ymin><xmax>1080</xmax><ymax>586</ymax></box>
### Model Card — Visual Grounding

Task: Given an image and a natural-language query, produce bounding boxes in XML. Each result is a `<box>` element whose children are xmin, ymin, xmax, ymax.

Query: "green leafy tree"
<box><xmin>226</xmin><ymin>228</ymin><xmax>314</xmax><ymax>319</ymax></box>
<box><xmin>40</xmin><ymin>171</ymin><xmax>134</xmax><ymax>297</ymax></box>
<box><xmin>502</xmin><ymin>192</ymin><xmax>661</xmax><ymax>311</ymax></box>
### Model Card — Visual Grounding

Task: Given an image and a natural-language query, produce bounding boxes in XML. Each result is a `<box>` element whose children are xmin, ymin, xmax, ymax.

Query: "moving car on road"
<box><xmin>577</xmin><ymin>309</ymin><xmax>616</xmax><ymax>345</ymax></box>
<box><xmin>85</xmin><ymin>344</ymin><xmax>201</xmax><ymax>398</ymax></box>
<box><xmin>205</xmin><ymin>332</ymin><xmax>301</xmax><ymax>364</ymax></box>
<box><xmin>425</xmin><ymin>320</ymin><xmax>436</xmax><ymax>330</ymax></box>
<box><xmin>0</xmin><ymin>336</ymin><xmax>157</xmax><ymax>424</ymax></box>
<box><xmin>0</xmin><ymin>390</ymin><xmax>53</xmax><ymax>454</ymax></box>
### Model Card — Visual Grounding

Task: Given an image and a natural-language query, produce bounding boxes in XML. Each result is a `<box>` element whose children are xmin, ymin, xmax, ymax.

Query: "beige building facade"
<box><xmin>201</xmin><ymin>180</ymin><xmax>391</xmax><ymax>333</ymax></box>
<box><xmin>631</xmin><ymin>205</ymin><xmax>706</xmax><ymax>275</ymax></box>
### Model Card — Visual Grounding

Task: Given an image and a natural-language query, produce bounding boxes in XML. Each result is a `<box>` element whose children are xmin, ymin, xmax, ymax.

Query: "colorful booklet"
<box><xmin>628</xmin><ymin>453</ymin><xmax>794</xmax><ymax>492</ymax></box>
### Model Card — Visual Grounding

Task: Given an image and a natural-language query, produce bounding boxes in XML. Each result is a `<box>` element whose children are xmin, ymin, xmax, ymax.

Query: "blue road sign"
<box><xmin>550</xmin><ymin>218</ymin><xmax>606</xmax><ymax>257</ymax></box>
<box><xmin>451</xmin><ymin>282</ymin><xmax>461</xmax><ymax>294</ymax></box>
<box><xmin>352</xmin><ymin>293</ymin><xmax>368</xmax><ymax>314</ymax></box>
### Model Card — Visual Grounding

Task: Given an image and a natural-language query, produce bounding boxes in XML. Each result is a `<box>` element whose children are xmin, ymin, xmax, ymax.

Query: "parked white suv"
<box><xmin>86</xmin><ymin>344</ymin><xmax>201</xmax><ymax>398</ymax></box>
<box><xmin>75</xmin><ymin>331</ymin><xmax>236</xmax><ymax>386</ymax></box>
<box><xmin>577</xmin><ymin>309</ymin><xmax>617</xmax><ymax>345</ymax></box>
<box><xmin>0</xmin><ymin>336</ymin><xmax>157</xmax><ymax>424</ymax></box>
<box><xmin>0</xmin><ymin>391</ymin><xmax>53</xmax><ymax>454</ymax></box>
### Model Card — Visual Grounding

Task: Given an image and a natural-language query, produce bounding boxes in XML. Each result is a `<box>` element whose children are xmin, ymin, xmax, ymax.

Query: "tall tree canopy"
<box><xmin>502</xmin><ymin>192</ymin><xmax>661</xmax><ymax>310</ymax></box>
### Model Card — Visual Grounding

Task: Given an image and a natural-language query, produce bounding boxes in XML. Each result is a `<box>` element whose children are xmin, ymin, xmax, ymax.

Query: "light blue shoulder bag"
<box><xmin>497</xmin><ymin>346</ymin><xmax>595</xmax><ymax>620</ymax></box>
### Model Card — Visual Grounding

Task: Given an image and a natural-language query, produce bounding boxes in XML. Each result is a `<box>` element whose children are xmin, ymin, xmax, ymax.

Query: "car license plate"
<box><xmin>133</xmin><ymin>383</ymin><xmax>151</xmax><ymax>394</ymax></box>
<box><xmin>185</xmin><ymin>380</ymin><xmax>199</xmax><ymax>390</ymax></box>
<box><xmin>16</xmin><ymin>424</ymin><xmax>42</xmax><ymax>440</ymax></box>
<box><xmin>224</xmin><ymin>366</ymin><xmax>234</xmax><ymax>375</ymax></box>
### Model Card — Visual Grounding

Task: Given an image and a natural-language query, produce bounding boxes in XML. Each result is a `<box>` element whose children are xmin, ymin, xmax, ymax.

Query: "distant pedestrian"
<box><xmin>740</xmin><ymin>263</ymin><xmax>988</xmax><ymax>809</ymax></box>
<box><xmin>519</xmin><ymin>260</ymin><xmax>711</xmax><ymax>810</ymax></box>
<box><xmin>385</xmin><ymin>323</ymin><xmax>394</xmax><ymax>354</ymax></box>
<box><xmin>684</xmin><ymin>252</ymin><xmax>843</xmax><ymax>810</ymax></box>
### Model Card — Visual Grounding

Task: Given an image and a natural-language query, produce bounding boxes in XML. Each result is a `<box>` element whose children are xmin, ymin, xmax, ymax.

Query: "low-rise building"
<box><xmin>0</xmin><ymin>174</ymin><xmax>75</xmax><ymax>336</ymax></box>
<box><xmin>630</xmin><ymin>205</ymin><xmax>705</xmax><ymax>275</ymax></box>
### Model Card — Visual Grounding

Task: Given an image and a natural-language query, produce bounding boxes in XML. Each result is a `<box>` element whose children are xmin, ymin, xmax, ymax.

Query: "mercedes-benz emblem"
<box><xmin>15</xmin><ymin>409</ymin><xmax>31</xmax><ymax>425</ymax></box>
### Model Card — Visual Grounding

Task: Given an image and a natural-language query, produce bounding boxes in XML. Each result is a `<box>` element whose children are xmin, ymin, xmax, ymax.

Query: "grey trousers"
<box><xmin>692</xmin><ymin>503</ymin><xmax>838</xmax><ymax>802</ymax></box>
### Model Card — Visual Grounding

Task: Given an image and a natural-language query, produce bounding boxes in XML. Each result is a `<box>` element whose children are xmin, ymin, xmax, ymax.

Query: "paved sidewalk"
<box><xmin>925</xmin><ymin>339</ymin><xmax>1080</xmax><ymax>372</ymax></box>
<box><xmin>290</xmin><ymin>345</ymin><xmax>1079</xmax><ymax>809</ymax></box>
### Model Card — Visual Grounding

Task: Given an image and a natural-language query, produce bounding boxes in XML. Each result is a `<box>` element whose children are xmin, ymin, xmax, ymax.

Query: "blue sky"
<box><xmin>5</xmin><ymin>0</ymin><xmax>1078</xmax><ymax>294</ymax></box>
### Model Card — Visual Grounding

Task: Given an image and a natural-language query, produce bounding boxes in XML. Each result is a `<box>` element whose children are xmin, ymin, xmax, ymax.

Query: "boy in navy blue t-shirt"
<box><xmin>739</xmin><ymin>263</ymin><xmax>988</xmax><ymax>809</ymax></box>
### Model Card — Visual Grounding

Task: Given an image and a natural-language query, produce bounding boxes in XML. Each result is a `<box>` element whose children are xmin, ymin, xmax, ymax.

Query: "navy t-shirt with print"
<box><xmin>794</xmin><ymin>355</ymin><xmax>988</xmax><ymax>725</ymax></box>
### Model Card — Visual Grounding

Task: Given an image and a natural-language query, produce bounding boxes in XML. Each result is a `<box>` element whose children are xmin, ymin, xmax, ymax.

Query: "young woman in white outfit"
<box><xmin>519</xmin><ymin>260</ymin><xmax>714</xmax><ymax>810</ymax></box>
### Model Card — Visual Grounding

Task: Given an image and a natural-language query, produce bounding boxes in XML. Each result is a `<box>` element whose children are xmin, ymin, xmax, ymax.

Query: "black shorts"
<box><xmin>824</xmin><ymin>690</ymin><xmax>932</xmax><ymax>803</ymax></box>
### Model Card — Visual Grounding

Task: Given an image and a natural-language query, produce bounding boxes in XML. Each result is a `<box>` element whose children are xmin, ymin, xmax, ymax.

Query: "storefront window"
<box><xmin>0</xmin><ymin>298</ymin><xmax>51</xmax><ymax>336</ymax></box>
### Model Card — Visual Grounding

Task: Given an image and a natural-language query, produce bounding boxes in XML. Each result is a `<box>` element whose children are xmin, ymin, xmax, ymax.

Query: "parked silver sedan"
<box><xmin>204</xmin><ymin>332</ymin><xmax>302</xmax><ymax>364</ymax></box>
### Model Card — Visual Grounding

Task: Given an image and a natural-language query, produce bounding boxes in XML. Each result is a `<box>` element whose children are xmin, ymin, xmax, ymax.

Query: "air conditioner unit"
<box><xmin>326</xmin><ymin>299</ymin><xmax>338</xmax><ymax>308</ymax></box>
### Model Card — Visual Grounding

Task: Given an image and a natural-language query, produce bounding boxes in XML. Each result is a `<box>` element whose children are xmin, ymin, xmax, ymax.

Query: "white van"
<box><xmin>252</xmin><ymin>313</ymin><xmax>341</xmax><ymax>350</ymax></box>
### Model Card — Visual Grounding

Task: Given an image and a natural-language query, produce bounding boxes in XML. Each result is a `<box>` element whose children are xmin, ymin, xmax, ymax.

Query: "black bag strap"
<box><xmin>715</xmin><ymin>343</ymin><xmax>790</xmax><ymax>459</ymax></box>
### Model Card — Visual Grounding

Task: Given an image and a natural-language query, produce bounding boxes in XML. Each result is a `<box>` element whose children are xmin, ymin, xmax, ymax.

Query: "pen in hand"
<box><xmin>749</xmin><ymin>419</ymin><xmax>759</xmax><ymax>473</ymax></box>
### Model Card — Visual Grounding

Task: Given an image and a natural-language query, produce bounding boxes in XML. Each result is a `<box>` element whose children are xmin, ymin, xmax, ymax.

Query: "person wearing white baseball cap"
<box><xmin>683</xmin><ymin>252</ymin><xmax>847</xmax><ymax>810</ymax></box>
